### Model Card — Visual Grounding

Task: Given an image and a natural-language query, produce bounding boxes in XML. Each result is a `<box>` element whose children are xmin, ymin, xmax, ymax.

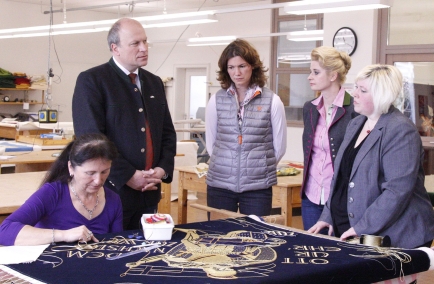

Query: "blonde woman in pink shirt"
<box><xmin>301</xmin><ymin>46</ymin><xmax>357</xmax><ymax>234</ymax></box>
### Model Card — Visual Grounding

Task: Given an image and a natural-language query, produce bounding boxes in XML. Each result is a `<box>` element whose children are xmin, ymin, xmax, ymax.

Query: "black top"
<box><xmin>331</xmin><ymin>123</ymin><xmax>367</xmax><ymax>237</ymax></box>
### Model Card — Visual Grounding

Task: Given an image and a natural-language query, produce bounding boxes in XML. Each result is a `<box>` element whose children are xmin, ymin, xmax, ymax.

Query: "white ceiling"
<box><xmin>5</xmin><ymin>0</ymin><xmax>270</xmax><ymax>15</ymax></box>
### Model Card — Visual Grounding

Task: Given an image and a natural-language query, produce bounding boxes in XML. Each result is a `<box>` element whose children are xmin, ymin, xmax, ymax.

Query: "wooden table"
<box><xmin>157</xmin><ymin>153</ymin><xmax>186</xmax><ymax>215</ymax></box>
<box><xmin>0</xmin><ymin>171</ymin><xmax>46</xmax><ymax>215</ymax></box>
<box><xmin>0</xmin><ymin>150</ymin><xmax>60</xmax><ymax>173</ymax></box>
<box><xmin>177</xmin><ymin>165</ymin><xmax>302</xmax><ymax>226</ymax></box>
<box><xmin>0</xmin><ymin>125</ymin><xmax>52</xmax><ymax>139</ymax></box>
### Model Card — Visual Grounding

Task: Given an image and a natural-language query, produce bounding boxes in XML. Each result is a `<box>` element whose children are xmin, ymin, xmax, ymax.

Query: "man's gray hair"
<box><xmin>107</xmin><ymin>19</ymin><xmax>123</xmax><ymax>51</ymax></box>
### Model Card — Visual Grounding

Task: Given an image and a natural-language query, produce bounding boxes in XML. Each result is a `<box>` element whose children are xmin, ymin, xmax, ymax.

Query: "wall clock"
<box><xmin>333</xmin><ymin>27</ymin><xmax>357</xmax><ymax>56</ymax></box>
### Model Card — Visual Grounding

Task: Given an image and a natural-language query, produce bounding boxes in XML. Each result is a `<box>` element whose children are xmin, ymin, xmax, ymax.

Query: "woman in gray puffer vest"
<box><xmin>205</xmin><ymin>39</ymin><xmax>287</xmax><ymax>216</ymax></box>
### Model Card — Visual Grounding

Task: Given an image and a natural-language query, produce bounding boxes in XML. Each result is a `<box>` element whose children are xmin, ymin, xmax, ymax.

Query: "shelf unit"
<box><xmin>0</xmin><ymin>88</ymin><xmax>45</xmax><ymax>105</ymax></box>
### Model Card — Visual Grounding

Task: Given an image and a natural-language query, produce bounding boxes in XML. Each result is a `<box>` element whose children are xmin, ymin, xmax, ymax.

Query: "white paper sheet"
<box><xmin>0</xmin><ymin>244</ymin><xmax>49</xmax><ymax>265</ymax></box>
<box><xmin>0</xmin><ymin>155</ymin><xmax>14</xmax><ymax>160</ymax></box>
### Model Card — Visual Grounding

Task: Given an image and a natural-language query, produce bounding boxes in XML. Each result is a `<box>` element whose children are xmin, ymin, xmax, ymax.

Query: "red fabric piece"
<box><xmin>14</xmin><ymin>77</ymin><xmax>31</xmax><ymax>85</ymax></box>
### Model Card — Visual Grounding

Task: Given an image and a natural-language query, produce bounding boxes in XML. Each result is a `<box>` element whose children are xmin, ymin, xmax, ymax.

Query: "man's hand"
<box><xmin>151</xmin><ymin>167</ymin><xmax>166</xmax><ymax>179</ymax></box>
<box><xmin>126</xmin><ymin>168</ymin><xmax>166</xmax><ymax>192</ymax></box>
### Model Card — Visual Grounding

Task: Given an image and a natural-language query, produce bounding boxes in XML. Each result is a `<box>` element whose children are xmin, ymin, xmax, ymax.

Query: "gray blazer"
<box><xmin>320</xmin><ymin>106</ymin><xmax>434</xmax><ymax>248</ymax></box>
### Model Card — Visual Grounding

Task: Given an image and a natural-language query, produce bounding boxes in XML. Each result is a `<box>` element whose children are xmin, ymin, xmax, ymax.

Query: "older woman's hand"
<box><xmin>307</xmin><ymin>221</ymin><xmax>333</xmax><ymax>236</ymax></box>
<box><xmin>61</xmin><ymin>225</ymin><xmax>99</xmax><ymax>243</ymax></box>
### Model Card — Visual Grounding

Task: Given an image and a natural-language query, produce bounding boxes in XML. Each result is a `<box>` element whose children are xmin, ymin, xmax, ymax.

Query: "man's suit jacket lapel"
<box><xmin>108</xmin><ymin>58</ymin><xmax>131</xmax><ymax>84</ymax></box>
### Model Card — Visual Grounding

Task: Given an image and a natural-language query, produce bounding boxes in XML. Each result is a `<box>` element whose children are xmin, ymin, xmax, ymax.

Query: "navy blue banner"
<box><xmin>6</xmin><ymin>216</ymin><xmax>430</xmax><ymax>283</ymax></box>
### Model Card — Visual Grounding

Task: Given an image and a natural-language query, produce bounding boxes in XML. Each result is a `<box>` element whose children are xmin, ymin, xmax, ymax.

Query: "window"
<box><xmin>270</xmin><ymin>1</ymin><xmax>322</xmax><ymax>125</ymax></box>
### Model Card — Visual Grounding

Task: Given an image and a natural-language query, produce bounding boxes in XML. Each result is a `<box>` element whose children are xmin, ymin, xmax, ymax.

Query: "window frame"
<box><xmin>270</xmin><ymin>0</ymin><xmax>323</xmax><ymax>127</ymax></box>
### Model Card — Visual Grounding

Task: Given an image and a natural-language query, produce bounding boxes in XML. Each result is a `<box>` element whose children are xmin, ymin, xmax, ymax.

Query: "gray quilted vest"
<box><xmin>206</xmin><ymin>87</ymin><xmax>277</xmax><ymax>193</ymax></box>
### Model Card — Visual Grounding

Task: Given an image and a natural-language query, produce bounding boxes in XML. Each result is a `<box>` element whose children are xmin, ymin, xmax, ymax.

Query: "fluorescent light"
<box><xmin>0</xmin><ymin>20</ymin><xmax>116</xmax><ymax>35</ymax></box>
<box><xmin>284</xmin><ymin>0</ymin><xmax>393</xmax><ymax>15</ymax></box>
<box><xmin>287</xmin><ymin>29</ymin><xmax>324</xmax><ymax>41</ymax></box>
<box><xmin>186</xmin><ymin>32</ymin><xmax>298</xmax><ymax>47</ymax></box>
<box><xmin>143</xmin><ymin>15</ymin><xmax>217</xmax><ymax>28</ymax></box>
<box><xmin>186</xmin><ymin>35</ymin><xmax>236</xmax><ymax>46</ymax></box>
<box><xmin>288</xmin><ymin>36</ymin><xmax>323</xmax><ymax>41</ymax></box>
<box><xmin>187</xmin><ymin>42</ymin><xmax>232</xmax><ymax>47</ymax></box>
<box><xmin>0</xmin><ymin>12</ymin><xmax>217</xmax><ymax>39</ymax></box>
<box><xmin>279</xmin><ymin>54</ymin><xmax>311</xmax><ymax>61</ymax></box>
<box><xmin>0</xmin><ymin>27</ymin><xmax>110</xmax><ymax>39</ymax></box>
<box><xmin>188</xmin><ymin>36</ymin><xmax>237</xmax><ymax>43</ymax></box>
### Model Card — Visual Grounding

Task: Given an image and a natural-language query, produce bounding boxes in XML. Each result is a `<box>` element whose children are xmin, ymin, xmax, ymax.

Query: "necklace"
<box><xmin>70</xmin><ymin>184</ymin><xmax>99</xmax><ymax>219</ymax></box>
<box><xmin>365</xmin><ymin>119</ymin><xmax>377</xmax><ymax>134</ymax></box>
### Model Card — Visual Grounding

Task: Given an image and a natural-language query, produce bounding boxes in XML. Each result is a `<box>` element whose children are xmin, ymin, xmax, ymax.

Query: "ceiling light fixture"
<box><xmin>286</xmin><ymin>30</ymin><xmax>324</xmax><ymax>41</ymax></box>
<box><xmin>284</xmin><ymin>0</ymin><xmax>393</xmax><ymax>15</ymax></box>
<box><xmin>286</xmin><ymin>14</ymin><xmax>324</xmax><ymax>42</ymax></box>
<box><xmin>143</xmin><ymin>14</ymin><xmax>217</xmax><ymax>28</ymax></box>
<box><xmin>187</xmin><ymin>35</ymin><xmax>237</xmax><ymax>46</ymax></box>
<box><xmin>187</xmin><ymin>42</ymin><xmax>232</xmax><ymax>47</ymax></box>
<box><xmin>0</xmin><ymin>2</ymin><xmax>295</xmax><ymax>39</ymax></box>
<box><xmin>0</xmin><ymin>11</ymin><xmax>217</xmax><ymax>39</ymax></box>
<box><xmin>0</xmin><ymin>0</ymin><xmax>393</xmax><ymax>40</ymax></box>
<box><xmin>186</xmin><ymin>32</ymin><xmax>298</xmax><ymax>47</ymax></box>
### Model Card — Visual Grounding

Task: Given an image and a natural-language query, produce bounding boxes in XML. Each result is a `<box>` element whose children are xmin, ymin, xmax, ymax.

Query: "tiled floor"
<box><xmin>170</xmin><ymin>192</ymin><xmax>434</xmax><ymax>284</ymax></box>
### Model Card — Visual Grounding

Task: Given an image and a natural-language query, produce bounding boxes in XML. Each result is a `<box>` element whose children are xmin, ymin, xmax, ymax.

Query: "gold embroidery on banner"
<box><xmin>295</xmin><ymin>258</ymin><xmax>329</xmax><ymax>264</ymax></box>
<box><xmin>39</xmin><ymin>219</ymin><xmax>296</xmax><ymax>280</ymax></box>
<box><xmin>339</xmin><ymin>242</ymin><xmax>412</xmax><ymax>282</ymax></box>
<box><xmin>282</xmin><ymin>258</ymin><xmax>294</xmax><ymax>264</ymax></box>
<box><xmin>124</xmin><ymin>228</ymin><xmax>287</xmax><ymax>279</ymax></box>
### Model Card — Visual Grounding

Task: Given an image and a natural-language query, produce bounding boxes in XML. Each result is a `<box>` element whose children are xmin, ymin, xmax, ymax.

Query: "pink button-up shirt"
<box><xmin>304</xmin><ymin>88</ymin><xmax>346</xmax><ymax>205</ymax></box>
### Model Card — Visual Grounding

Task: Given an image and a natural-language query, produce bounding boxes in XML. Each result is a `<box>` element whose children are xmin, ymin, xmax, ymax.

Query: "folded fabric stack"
<box><xmin>0</xmin><ymin>67</ymin><xmax>15</xmax><ymax>88</ymax></box>
<box><xmin>29</xmin><ymin>75</ymin><xmax>47</xmax><ymax>90</ymax></box>
<box><xmin>13</xmin><ymin>73</ymin><xmax>31</xmax><ymax>89</ymax></box>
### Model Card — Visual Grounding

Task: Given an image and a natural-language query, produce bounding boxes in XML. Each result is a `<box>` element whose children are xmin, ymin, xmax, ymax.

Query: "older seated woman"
<box><xmin>0</xmin><ymin>133</ymin><xmax>123</xmax><ymax>246</ymax></box>
<box><xmin>308</xmin><ymin>64</ymin><xmax>434</xmax><ymax>249</ymax></box>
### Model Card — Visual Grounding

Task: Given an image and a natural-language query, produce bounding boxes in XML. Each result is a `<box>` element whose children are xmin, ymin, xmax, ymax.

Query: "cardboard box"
<box><xmin>141</xmin><ymin>214</ymin><xmax>174</xmax><ymax>240</ymax></box>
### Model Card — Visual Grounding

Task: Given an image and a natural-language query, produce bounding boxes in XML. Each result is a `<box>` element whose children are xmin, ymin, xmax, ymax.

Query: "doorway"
<box><xmin>174</xmin><ymin>66</ymin><xmax>209</xmax><ymax>141</ymax></box>
<box><xmin>386</xmin><ymin>53</ymin><xmax>434</xmax><ymax>174</ymax></box>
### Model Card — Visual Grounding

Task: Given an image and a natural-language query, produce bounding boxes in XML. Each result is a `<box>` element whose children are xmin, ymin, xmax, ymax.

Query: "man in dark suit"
<box><xmin>72</xmin><ymin>18</ymin><xmax>177</xmax><ymax>230</ymax></box>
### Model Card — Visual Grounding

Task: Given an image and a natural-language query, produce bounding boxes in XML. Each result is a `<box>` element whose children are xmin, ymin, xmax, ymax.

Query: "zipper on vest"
<box><xmin>238</xmin><ymin>135</ymin><xmax>242</xmax><ymax>144</ymax></box>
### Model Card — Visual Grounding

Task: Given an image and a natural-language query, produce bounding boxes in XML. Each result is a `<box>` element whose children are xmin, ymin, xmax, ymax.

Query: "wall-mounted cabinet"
<box><xmin>0</xmin><ymin>88</ymin><xmax>45</xmax><ymax>105</ymax></box>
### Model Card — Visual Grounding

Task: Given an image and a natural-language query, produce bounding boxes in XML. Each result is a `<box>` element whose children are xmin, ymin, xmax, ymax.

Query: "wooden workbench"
<box><xmin>0</xmin><ymin>125</ymin><xmax>52</xmax><ymax>140</ymax></box>
<box><xmin>0</xmin><ymin>150</ymin><xmax>60</xmax><ymax>173</ymax></box>
<box><xmin>0</xmin><ymin>171</ymin><xmax>46</xmax><ymax>215</ymax></box>
<box><xmin>176</xmin><ymin>165</ymin><xmax>302</xmax><ymax>226</ymax></box>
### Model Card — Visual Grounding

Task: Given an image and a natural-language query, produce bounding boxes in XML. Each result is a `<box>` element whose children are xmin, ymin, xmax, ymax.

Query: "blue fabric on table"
<box><xmin>5</xmin><ymin>216</ymin><xmax>431</xmax><ymax>284</ymax></box>
<box><xmin>0</xmin><ymin>141</ymin><xmax>33</xmax><ymax>152</ymax></box>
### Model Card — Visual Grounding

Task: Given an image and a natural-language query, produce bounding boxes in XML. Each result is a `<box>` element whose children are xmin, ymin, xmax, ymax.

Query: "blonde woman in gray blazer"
<box><xmin>308</xmin><ymin>64</ymin><xmax>434</xmax><ymax>249</ymax></box>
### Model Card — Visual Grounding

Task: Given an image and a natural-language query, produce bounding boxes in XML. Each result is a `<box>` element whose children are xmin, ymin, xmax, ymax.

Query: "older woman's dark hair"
<box><xmin>40</xmin><ymin>133</ymin><xmax>118</xmax><ymax>186</ymax></box>
<box><xmin>217</xmin><ymin>39</ymin><xmax>268</xmax><ymax>89</ymax></box>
